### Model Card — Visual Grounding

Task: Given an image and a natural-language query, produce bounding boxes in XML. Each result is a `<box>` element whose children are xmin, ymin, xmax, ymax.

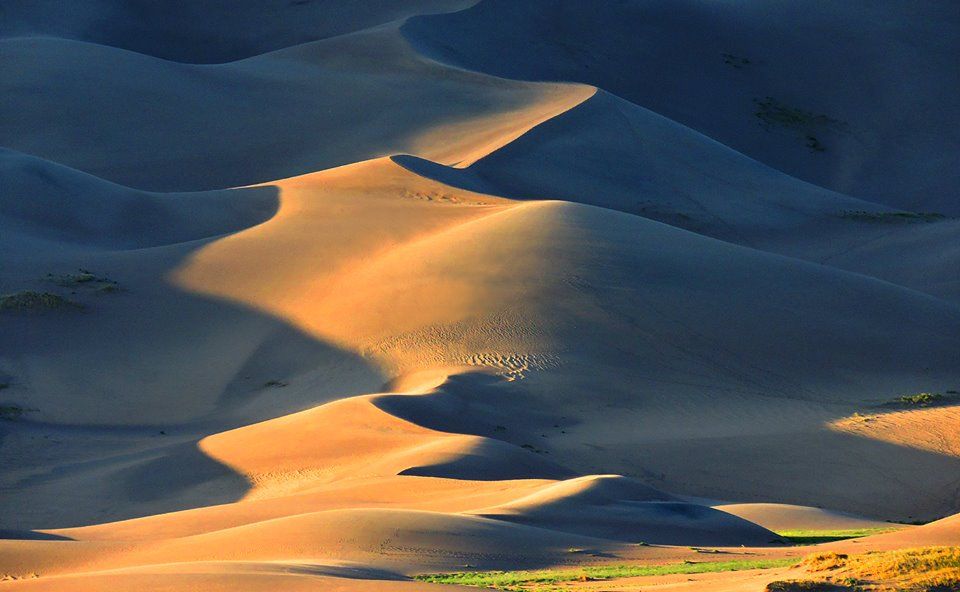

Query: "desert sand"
<box><xmin>1</xmin><ymin>2</ymin><xmax>958</xmax><ymax>591</ymax></box>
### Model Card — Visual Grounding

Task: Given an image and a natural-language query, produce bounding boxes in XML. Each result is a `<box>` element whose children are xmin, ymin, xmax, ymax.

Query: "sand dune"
<box><xmin>0</xmin><ymin>29</ymin><xmax>589</xmax><ymax>191</ymax></box>
<box><xmin>712</xmin><ymin>503</ymin><xmax>893</xmax><ymax>532</ymax></box>
<box><xmin>0</xmin><ymin>149</ymin><xmax>277</xmax><ymax>249</ymax></box>
<box><xmin>404</xmin><ymin>0</ymin><xmax>960</xmax><ymax>214</ymax></box>
<box><xmin>2</xmin><ymin>2</ymin><xmax>957</xmax><ymax>590</ymax></box>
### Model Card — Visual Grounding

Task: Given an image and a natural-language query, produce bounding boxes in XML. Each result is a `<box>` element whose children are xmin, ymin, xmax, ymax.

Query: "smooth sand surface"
<box><xmin>1</xmin><ymin>2</ymin><xmax>957</xmax><ymax>590</ymax></box>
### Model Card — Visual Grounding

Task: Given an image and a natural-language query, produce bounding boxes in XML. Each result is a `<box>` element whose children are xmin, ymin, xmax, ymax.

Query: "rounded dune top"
<box><xmin>0</xmin><ymin>0</ymin><xmax>476</xmax><ymax>63</ymax></box>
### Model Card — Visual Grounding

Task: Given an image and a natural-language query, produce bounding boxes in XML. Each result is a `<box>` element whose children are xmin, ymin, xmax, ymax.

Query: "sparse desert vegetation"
<box><xmin>0</xmin><ymin>405</ymin><xmax>28</xmax><ymax>421</ymax></box>
<box><xmin>776</xmin><ymin>528</ymin><xmax>900</xmax><ymax>545</ymax></box>
<box><xmin>48</xmin><ymin>268</ymin><xmax>121</xmax><ymax>293</ymax></box>
<box><xmin>753</xmin><ymin>96</ymin><xmax>845</xmax><ymax>152</ymax></box>
<box><xmin>786</xmin><ymin>547</ymin><xmax>960</xmax><ymax>591</ymax></box>
<box><xmin>840</xmin><ymin>211</ymin><xmax>947</xmax><ymax>223</ymax></box>
<box><xmin>886</xmin><ymin>392</ymin><xmax>959</xmax><ymax>409</ymax></box>
<box><xmin>722</xmin><ymin>52</ymin><xmax>751</xmax><ymax>68</ymax></box>
<box><xmin>416</xmin><ymin>558</ymin><xmax>796</xmax><ymax>590</ymax></box>
<box><xmin>0</xmin><ymin>291</ymin><xmax>80</xmax><ymax>312</ymax></box>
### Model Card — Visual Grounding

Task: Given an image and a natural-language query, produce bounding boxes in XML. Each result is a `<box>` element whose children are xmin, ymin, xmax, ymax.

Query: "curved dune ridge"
<box><xmin>1</xmin><ymin>2</ymin><xmax>958</xmax><ymax>591</ymax></box>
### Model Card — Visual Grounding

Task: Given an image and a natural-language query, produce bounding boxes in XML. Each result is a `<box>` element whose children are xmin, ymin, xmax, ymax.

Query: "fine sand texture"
<box><xmin>1</xmin><ymin>2</ymin><xmax>957</xmax><ymax>591</ymax></box>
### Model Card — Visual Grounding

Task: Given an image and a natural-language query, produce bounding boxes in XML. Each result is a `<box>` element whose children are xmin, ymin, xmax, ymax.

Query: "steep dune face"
<box><xmin>0</xmin><ymin>0</ymin><xmax>474</xmax><ymax>63</ymax></box>
<box><xmin>0</xmin><ymin>149</ymin><xmax>278</xmax><ymax>249</ymax></box>
<box><xmin>174</xmin><ymin>164</ymin><xmax>960</xmax><ymax>519</ymax></box>
<box><xmin>2</xmin><ymin>2</ymin><xmax>958</xmax><ymax>590</ymax></box>
<box><xmin>0</xmin><ymin>30</ymin><xmax>589</xmax><ymax>191</ymax></box>
<box><xmin>393</xmin><ymin>91</ymin><xmax>880</xmax><ymax>240</ymax></box>
<box><xmin>391</xmin><ymin>92</ymin><xmax>959</xmax><ymax>305</ymax></box>
<box><xmin>404</xmin><ymin>0</ymin><xmax>960</xmax><ymax>214</ymax></box>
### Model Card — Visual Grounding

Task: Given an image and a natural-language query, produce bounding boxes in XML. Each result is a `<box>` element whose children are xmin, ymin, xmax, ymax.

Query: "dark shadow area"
<box><xmin>399</xmin><ymin>436</ymin><xmax>573</xmax><ymax>481</ymax></box>
<box><xmin>401</xmin><ymin>0</ymin><xmax>960</xmax><ymax>214</ymax></box>
<box><xmin>0</xmin><ymin>1</ymin><xmax>468</xmax><ymax>64</ymax></box>
<box><xmin>0</xmin><ymin>182</ymin><xmax>385</xmax><ymax>530</ymax></box>
<box><xmin>607</xmin><ymin>427</ymin><xmax>960</xmax><ymax>524</ymax></box>
<box><xmin>0</xmin><ymin>529</ymin><xmax>72</xmax><ymax>541</ymax></box>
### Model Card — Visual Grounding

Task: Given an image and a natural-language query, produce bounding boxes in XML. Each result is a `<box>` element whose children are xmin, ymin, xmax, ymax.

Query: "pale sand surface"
<box><xmin>1</xmin><ymin>2</ymin><xmax>957</xmax><ymax>590</ymax></box>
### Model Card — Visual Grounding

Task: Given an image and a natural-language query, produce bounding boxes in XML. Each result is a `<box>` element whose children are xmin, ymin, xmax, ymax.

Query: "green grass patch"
<box><xmin>883</xmin><ymin>391</ymin><xmax>960</xmax><ymax>409</ymax></box>
<box><xmin>775</xmin><ymin>528</ymin><xmax>898</xmax><ymax>545</ymax></box>
<box><xmin>415</xmin><ymin>558</ymin><xmax>795</xmax><ymax>590</ymax></box>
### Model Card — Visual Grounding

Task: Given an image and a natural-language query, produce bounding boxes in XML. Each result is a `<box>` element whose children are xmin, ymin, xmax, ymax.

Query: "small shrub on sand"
<box><xmin>722</xmin><ymin>52</ymin><xmax>751</xmax><ymax>68</ymax></box>
<box><xmin>802</xmin><ymin>552</ymin><xmax>850</xmax><ymax>572</ymax></box>
<box><xmin>883</xmin><ymin>391</ymin><xmax>959</xmax><ymax>409</ymax></box>
<box><xmin>48</xmin><ymin>269</ymin><xmax>120</xmax><ymax>292</ymax></box>
<box><xmin>0</xmin><ymin>405</ymin><xmax>26</xmax><ymax>421</ymax></box>
<box><xmin>896</xmin><ymin>392</ymin><xmax>944</xmax><ymax>407</ymax></box>
<box><xmin>0</xmin><ymin>291</ymin><xmax>80</xmax><ymax>312</ymax></box>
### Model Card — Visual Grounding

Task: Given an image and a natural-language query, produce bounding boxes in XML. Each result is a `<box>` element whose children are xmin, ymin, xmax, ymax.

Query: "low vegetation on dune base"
<box><xmin>769</xmin><ymin>547</ymin><xmax>960</xmax><ymax>591</ymax></box>
<box><xmin>47</xmin><ymin>269</ymin><xmax>120</xmax><ymax>293</ymax></box>
<box><xmin>753</xmin><ymin>96</ymin><xmax>844</xmax><ymax>152</ymax></box>
<box><xmin>775</xmin><ymin>528</ymin><xmax>900</xmax><ymax>545</ymax></box>
<box><xmin>840</xmin><ymin>210</ymin><xmax>946</xmax><ymax>223</ymax></box>
<box><xmin>887</xmin><ymin>392</ymin><xmax>959</xmax><ymax>408</ymax></box>
<box><xmin>415</xmin><ymin>558</ymin><xmax>795</xmax><ymax>590</ymax></box>
<box><xmin>0</xmin><ymin>405</ymin><xmax>30</xmax><ymax>421</ymax></box>
<box><xmin>0</xmin><ymin>291</ymin><xmax>80</xmax><ymax>312</ymax></box>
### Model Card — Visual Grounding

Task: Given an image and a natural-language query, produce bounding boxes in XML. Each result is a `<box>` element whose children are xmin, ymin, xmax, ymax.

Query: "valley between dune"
<box><xmin>1</xmin><ymin>2</ymin><xmax>958</xmax><ymax>591</ymax></box>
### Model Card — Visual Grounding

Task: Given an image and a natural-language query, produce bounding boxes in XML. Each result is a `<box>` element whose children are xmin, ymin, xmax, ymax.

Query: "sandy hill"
<box><xmin>1</xmin><ymin>2</ymin><xmax>957</xmax><ymax>591</ymax></box>
<box><xmin>403</xmin><ymin>0</ymin><xmax>960</xmax><ymax>214</ymax></box>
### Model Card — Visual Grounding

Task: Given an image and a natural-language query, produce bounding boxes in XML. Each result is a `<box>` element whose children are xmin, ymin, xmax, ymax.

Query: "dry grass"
<box><xmin>792</xmin><ymin>547</ymin><xmax>960</xmax><ymax>591</ymax></box>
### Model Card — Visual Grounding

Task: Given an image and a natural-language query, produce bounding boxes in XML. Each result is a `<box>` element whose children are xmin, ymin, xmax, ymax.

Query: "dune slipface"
<box><xmin>1</xmin><ymin>2</ymin><xmax>957</xmax><ymax>591</ymax></box>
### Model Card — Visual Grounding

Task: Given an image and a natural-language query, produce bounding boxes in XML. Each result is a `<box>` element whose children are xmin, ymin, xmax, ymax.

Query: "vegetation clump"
<box><xmin>0</xmin><ymin>405</ymin><xmax>29</xmax><ymax>421</ymax></box>
<box><xmin>48</xmin><ymin>269</ymin><xmax>120</xmax><ymax>293</ymax></box>
<box><xmin>0</xmin><ymin>291</ymin><xmax>80</xmax><ymax>312</ymax></box>
<box><xmin>753</xmin><ymin>97</ymin><xmax>844</xmax><ymax>152</ymax></box>
<box><xmin>840</xmin><ymin>210</ymin><xmax>946</xmax><ymax>223</ymax></box>
<box><xmin>722</xmin><ymin>52</ymin><xmax>751</xmax><ymax>68</ymax></box>
<box><xmin>795</xmin><ymin>547</ymin><xmax>960</xmax><ymax>592</ymax></box>
<box><xmin>885</xmin><ymin>391</ymin><xmax>959</xmax><ymax>409</ymax></box>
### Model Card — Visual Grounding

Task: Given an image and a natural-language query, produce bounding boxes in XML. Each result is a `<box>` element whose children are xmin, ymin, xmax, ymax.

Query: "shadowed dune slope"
<box><xmin>391</xmin><ymin>90</ymin><xmax>959</xmax><ymax>305</ymax></box>
<box><xmin>0</xmin><ymin>149</ymin><xmax>278</xmax><ymax>249</ymax></box>
<box><xmin>0</xmin><ymin>29</ymin><xmax>590</xmax><ymax>191</ymax></box>
<box><xmin>0</xmin><ymin>0</ymin><xmax>474</xmax><ymax>63</ymax></box>
<box><xmin>404</xmin><ymin>0</ymin><xmax>960</xmax><ymax>214</ymax></box>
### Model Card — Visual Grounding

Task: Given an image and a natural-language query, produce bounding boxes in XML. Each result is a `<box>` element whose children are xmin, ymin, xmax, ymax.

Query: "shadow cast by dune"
<box><xmin>0</xmin><ymin>181</ymin><xmax>388</xmax><ymax>530</ymax></box>
<box><xmin>0</xmin><ymin>529</ymin><xmax>71</xmax><ymax>541</ymax></box>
